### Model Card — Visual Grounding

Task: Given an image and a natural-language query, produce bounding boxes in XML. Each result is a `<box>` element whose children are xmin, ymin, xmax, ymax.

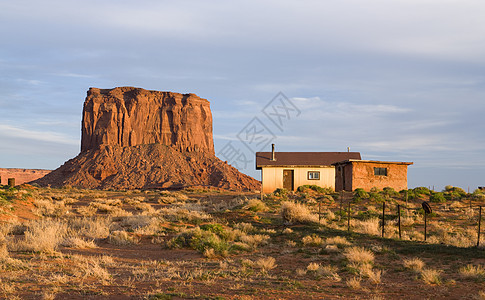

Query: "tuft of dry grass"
<box><xmin>244</xmin><ymin>198</ymin><xmax>268</xmax><ymax>212</ymax></box>
<box><xmin>302</xmin><ymin>235</ymin><xmax>324</xmax><ymax>247</ymax></box>
<box><xmin>9</xmin><ymin>219</ymin><xmax>67</xmax><ymax>253</ymax></box>
<box><xmin>325</xmin><ymin>236</ymin><xmax>351</xmax><ymax>247</ymax></box>
<box><xmin>108</xmin><ymin>230</ymin><xmax>139</xmax><ymax>246</ymax></box>
<box><xmin>346</xmin><ymin>277</ymin><xmax>362</xmax><ymax>289</ymax></box>
<box><xmin>420</xmin><ymin>268</ymin><xmax>442</xmax><ymax>285</ymax></box>
<box><xmin>306</xmin><ymin>262</ymin><xmax>320</xmax><ymax>272</ymax></box>
<box><xmin>280</xmin><ymin>201</ymin><xmax>318</xmax><ymax>224</ymax></box>
<box><xmin>255</xmin><ymin>257</ymin><xmax>277</xmax><ymax>272</ymax></box>
<box><xmin>460</xmin><ymin>264</ymin><xmax>485</xmax><ymax>280</ymax></box>
<box><xmin>343</xmin><ymin>246</ymin><xmax>374</xmax><ymax>265</ymax></box>
<box><xmin>403</xmin><ymin>257</ymin><xmax>425</xmax><ymax>272</ymax></box>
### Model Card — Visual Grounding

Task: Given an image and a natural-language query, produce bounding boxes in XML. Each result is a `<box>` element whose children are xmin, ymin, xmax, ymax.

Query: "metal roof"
<box><xmin>255</xmin><ymin>152</ymin><xmax>362</xmax><ymax>169</ymax></box>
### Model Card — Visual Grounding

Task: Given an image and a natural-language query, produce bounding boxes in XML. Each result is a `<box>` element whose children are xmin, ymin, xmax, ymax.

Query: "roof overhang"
<box><xmin>332</xmin><ymin>159</ymin><xmax>413</xmax><ymax>166</ymax></box>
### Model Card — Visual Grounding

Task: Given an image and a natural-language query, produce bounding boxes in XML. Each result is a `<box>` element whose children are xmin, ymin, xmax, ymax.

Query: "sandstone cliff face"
<box><xmin>35</xmin><ymin>87</ymin><xmax>260</xmax><ymax>191</ymax></box>
<box><xmin>81</xmin><ymin>87</ymin><xmax>214</xmax><ymax>155</ymax></box>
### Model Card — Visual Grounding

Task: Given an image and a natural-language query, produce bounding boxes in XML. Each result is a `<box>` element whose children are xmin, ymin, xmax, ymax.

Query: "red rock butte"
<box><xmin>34</xmin><ymin>87</ymin><xmax>260</xmax><ymax>191</ymax></box>
<box><xmin>82</xmin><ymin>87</ymin><xmax>214</xmax><ymax>154</ymax></box>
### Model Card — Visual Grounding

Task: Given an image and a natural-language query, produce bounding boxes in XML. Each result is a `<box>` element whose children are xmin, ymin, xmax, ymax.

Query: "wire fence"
<box><xmin>316</xmin><ymin>191</ymin><xmax>484</xmax><ymax>248</ymax></box>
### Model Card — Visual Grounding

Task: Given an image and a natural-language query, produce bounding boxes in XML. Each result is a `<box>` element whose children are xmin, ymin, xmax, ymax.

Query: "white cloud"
<box><xmin>0</xmin><ymin>123</ymin><xmax>79</xmax><ymax>146</ymax></box>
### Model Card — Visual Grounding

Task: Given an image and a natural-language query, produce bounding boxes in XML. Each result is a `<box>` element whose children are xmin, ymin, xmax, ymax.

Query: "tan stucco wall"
<box><xmin>261</xmin><ymin>166</ymin><xmax>335</xmax><ymax>193</ymax></box>
<box><xmin>350</xmin><ymin>162</ymin><xmax>409</xmax><ymax>191</ymax></box>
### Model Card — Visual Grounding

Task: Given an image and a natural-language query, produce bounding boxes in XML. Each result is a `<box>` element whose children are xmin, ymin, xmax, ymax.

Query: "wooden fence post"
<box><xmin>424</xmin><ymin>211</ymin><xmax>427</xmax><ymax>242</ymax></box>
<box><xmin>382</xmin><ymin>202</ymin><xmax>385</xmax><ymax>238</ymax></box>
<box><xmin>398</xmin><ymin>204</ymin><xmax>401</xmax><ymax>240</ymax></box>
<box><xmin>347</xmin><ymin>200</ymin><xmax>351</xmax><ymax>231</ymax></box>
<box><xmin>478</xmin><ymin>206</ymin><xmax>482</xmax><ymax>247</ymax></box>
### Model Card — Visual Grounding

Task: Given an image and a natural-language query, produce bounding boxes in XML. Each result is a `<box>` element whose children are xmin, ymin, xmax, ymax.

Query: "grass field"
<box><xmin>0</xmin><ymin>184</ymin><xmax>484</xmax><ymax>299</ymax></box>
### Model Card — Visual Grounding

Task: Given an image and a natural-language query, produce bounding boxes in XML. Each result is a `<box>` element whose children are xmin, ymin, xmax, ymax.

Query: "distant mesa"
<box><xmin>0</xmin><ymin>168</ymin><xmax>51</xmax><ymax>186</ymax></box>
<box><xmin>34</xmin><ymin>87</ymin><xmax>260</xmax><ymax>191</ymax></box>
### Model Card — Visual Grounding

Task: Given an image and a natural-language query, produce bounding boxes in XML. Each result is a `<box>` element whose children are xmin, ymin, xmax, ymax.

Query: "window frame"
<box><xmin>307</xmin><ymin>171</ymin><xmax>320</xmax><ymax>180</ymax></box>
<box><xmin>374</xmin><ymin>167</ymin><xmax>388</xmax><ymax>176</ymax></box>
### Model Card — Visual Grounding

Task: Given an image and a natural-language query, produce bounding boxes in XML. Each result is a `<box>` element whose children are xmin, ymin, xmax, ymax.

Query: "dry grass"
<box><xmin>280</xmin><ymin>201</ymin><xmax>318</xmax><ymax>224</ymax></box>
<box><xmin>343</xmin><ymin>246</ymin><xmax>374</xmax><ymax>265</ymax></box>
<box><xmin>254</xmin><ymin>257</ymin><xmax>276</xmax><ymax>272</ymax></box>
<box><xmin>403</xmin><ymin>257</ymin><xmax>425</xmax><ymax>272</ymax></box>
<box><xmin>346</xmin><ymin>277</ymin><xmax>362</xmax><ymax>289</ymax></box>
<box><xmin>108</xmin><ymin>230</ymin><xmax>139</xmax><ymax>246</ymax></box>
<box><xmin>325</xmin><ymin>236</ymin><xmax>351</xmax><ymax>247</ymax></box>
<box><xmin>420</xmin><ymin>268</ymin><xmax>442</xmax><ymax>285</ymax></box>
<box><xmin>244</xmin><ymin>198</ymin><xmax>268</xmax><ymax>212</ymax></box>
<box><xmin>352</xmin><ymin>218</ymin><xmax>380</xmax><ymax>236</ymax></box>
<box><xmin>9</xmin><ymin>219</ymin><xmax>67</xmax><ymax>253</ymax></box>
<box><xmin>302</xmin><ymin>235</ymin><xmax>324</xmax><ymax>247</ymax></box>
<box><xmin>460</xmin><ymin>264</ymin><xmax>485</xmax><ymax>280</ymax></box>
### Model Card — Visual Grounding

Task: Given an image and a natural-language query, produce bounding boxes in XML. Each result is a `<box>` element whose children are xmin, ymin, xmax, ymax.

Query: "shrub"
<box><xmin>343</xmin><ymin>246</ymin><xmax>374</xmax><ymax>265</ymax></box>
<box><xmin>382</xmin><ymin>187</ymin><xmax>399</xmax><ymax>197</ymax></box>
<box><xmin>430</xmin><ymin>192</ymin><xmax>446</xmax><ymax>203</ymax></box>
<box><xmin>280</xmin><ymin>201</ymin><xmax>318</xmax><ymax>224</ymax></box>
<box><xmin>297</xmin><ymin>185</ymin><xmax>333</xmax><ymax>194</ymax></box>
<box><xmin>413</xmin><ymin>187</ymin><xmax>431</xmax><ymax>196</ymax></box>
<box><xmin>369</xmin><ymin>192</ymin><xmax>385</xmax><ymax>203</ymax></box>
<box><xmin>353</xmin><ymin>188</ymin><xmax>369</xmax><ymax>203</ymax></box>
<box><xmin>244</xmin><ymin>199</ymin><xmax>268</xmax><ymax>212</ymax></box>
<box><xmin>273</xmin><ymin>188</ymin><xmax>288</xmax><ymax>197</ymax></box>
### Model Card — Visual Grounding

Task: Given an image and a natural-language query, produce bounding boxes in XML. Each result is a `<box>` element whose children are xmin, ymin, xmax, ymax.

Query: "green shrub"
<box><xmin>430</xmin><ymin>192</ymin><xmax>446</xmax><ymax>203</ymax></box>
<box><xmin>443</xmin><ymin>186</ymin><xmax>467</xmax><ymax>200</ymax></box>
<box><xmin>297</xmin><ymin>185</ymin><xmax>333</xmax><ymax>194</ymax></box>
<box><xmin>382</xmin><ymin>187</ymin><xmax>399</xmax><ymax>197</ymax></box>
<box><xmin>400</xmin><ymin>189</ymin><xmax>416</xmax><ymax>200</ymax></box>
<box><xmin>200</xmin><ymin>223</ymin><xmax>224</xmax><ymax>235</ymax></box>
<box><xmin>413</xmin><ymin>187</ymin><xmax>431</xmax><ymax>196</ymax></box>
<box><xmin>353</xmin><ymin>188</ymin><xmax>369</xmax><ymax>203</ymax></box>
<box><xmin>273</xmin><ymin>188</ymin><xmax>288</xmax><ymax>197</ymax></box>
<box><xmin>369</xmin><ymin>192</ymin><xmax>384</xmax><ymax>203</ymax></box>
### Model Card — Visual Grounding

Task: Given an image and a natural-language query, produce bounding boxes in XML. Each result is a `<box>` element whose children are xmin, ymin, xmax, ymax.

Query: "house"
<box><xmin>255</xmin><ymin>145</ymin><xmax>361</xmax><ymax>193</ymax></box>
<box><xmin>333</xmin><ymin>159</ymin><xmax>413</xmax><ymax>192</ymax></box>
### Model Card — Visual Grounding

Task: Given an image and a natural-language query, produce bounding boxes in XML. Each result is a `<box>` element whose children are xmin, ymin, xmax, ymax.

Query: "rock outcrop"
<box><xmin>34</xmin><ymin>87</ymin><xmax>260</xmax><ymax>191</ymax></box>
<box><xmin>81</xmin><ymin>87</ymin><xmax>214</xmax><ymax>154</ymax></box>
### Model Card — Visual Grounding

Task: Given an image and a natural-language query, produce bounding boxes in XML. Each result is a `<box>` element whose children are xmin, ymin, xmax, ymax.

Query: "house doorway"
<box><xmin>283</xmin><ymin>169</ymin><xmax>294</xmax><ymax>191</ymax></box>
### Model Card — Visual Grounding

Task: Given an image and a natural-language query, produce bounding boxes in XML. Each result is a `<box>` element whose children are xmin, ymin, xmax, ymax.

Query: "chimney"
<box><xmin>271</xmin><ymin>144</ymin><xmax>276</xmax><ymax>161</ymax></box>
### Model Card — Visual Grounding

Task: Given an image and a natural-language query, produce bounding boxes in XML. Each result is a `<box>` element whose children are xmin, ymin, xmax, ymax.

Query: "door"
<box><xmin>283</xmin><ymin>169</ymin><xmax>294</xmax><ymax>191</ymax></box>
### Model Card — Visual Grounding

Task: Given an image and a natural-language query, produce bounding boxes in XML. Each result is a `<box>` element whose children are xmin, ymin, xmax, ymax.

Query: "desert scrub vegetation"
<box><xmin>167</xmin><ymin>223</ymin><xmax>270</xmax><ymax>257</ymax></box>
<box><xmin>280</xmin><ymin>201</ymin><xmax>318</xmax><ymax>224</ymax></box>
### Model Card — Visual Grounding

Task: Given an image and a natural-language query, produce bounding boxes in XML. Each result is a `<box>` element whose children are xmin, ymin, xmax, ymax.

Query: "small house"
<box><xmin>333</xmin><ymin>159</ymin><xmax>413</xmax><ymax>192</ymax></box>
<box><xmin>255</xmin><ymin>145</ymin><xmax>361</xmax><ymax>193</ymax></box>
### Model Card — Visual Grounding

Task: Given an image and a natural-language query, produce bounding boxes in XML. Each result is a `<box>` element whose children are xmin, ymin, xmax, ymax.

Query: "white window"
<box><xmin>308</xmin><ymin>171</ymin><xmax>320</xmax><ymax>180</ymax></box>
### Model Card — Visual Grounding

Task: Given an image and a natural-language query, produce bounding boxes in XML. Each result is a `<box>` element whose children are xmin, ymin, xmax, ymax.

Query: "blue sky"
<box><xmin>1</xmin><ymin>0</ymin><xmax>484</xmax><ymax>190</ymax></box>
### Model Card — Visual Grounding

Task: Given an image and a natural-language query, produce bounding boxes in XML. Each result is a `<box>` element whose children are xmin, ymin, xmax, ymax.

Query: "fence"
<box><xmin>316</xmin><ymin>191</ymin><xmax>484</xmax><ymax>247</ymax></box>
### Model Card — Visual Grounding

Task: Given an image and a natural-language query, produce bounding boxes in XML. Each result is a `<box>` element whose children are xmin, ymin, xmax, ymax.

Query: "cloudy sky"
<box><xmin>1</xmin><ymin>0</ymin><xmax>484</xmax><ymax>190</ymax></box>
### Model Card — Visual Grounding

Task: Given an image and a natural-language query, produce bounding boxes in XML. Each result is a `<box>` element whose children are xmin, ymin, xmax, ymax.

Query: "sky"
<box><xmin>1</xmin><ymin>0</ymin><xmax>484</xmax><ymax>191</ymax></box>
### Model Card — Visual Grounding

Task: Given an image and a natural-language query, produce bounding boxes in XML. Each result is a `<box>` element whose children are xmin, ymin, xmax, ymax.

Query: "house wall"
<box><xmin>350</xmin><ymin>162</ymin><xmax>409</xmax><ymax>191</ymax></box>
<box><xmin>261</xmin><ymin>166</ymin><xmax>335</xmax><ymax>193</ymax></box>
<box><xmin>0</xmin><ymin>168</ymin><xmax>51</xmax><ymax>185</ymax></box>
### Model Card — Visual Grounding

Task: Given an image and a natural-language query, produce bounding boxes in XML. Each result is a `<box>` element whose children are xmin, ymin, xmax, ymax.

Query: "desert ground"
<box><xmin>0</xmin><ymin>184</ymin><xmax>484</xmax><ymax>299</ymax></box>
